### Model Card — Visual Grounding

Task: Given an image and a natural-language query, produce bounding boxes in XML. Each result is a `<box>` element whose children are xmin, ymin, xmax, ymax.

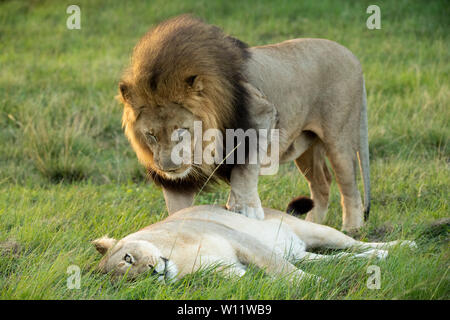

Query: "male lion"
<box><xmin>93</xmin><ymin>203</ymin><xmax>416</xmax><ymax>282</ymax></box>
<box><xmin>118</xmin><ymin>15</ymin><xmax>370</xmax><ymax>231</ymax></box>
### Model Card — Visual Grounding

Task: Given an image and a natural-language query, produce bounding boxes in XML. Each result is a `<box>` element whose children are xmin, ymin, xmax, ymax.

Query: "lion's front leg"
<box><xmin>163</xmin><ymin>188</ymin><xmax>196</xmax><ymax>214</ymax></box>
<box><xmin>224</xmin><ymin>82</ymin><xmax>277</xmax><ymax>220</ymax></box>
<box><xmin>226</xmin><ymin>164</ymin><xmax>264</xmax><ymax>220</ymax></box>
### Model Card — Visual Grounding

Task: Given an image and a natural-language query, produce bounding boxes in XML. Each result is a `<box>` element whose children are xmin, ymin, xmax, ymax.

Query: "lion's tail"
<box><xmin>286</xmin><ymin>196</ymin><xmax>314</xmax><ymax>216</ymax></box>
<box><xmin>358</xmin><ymin>78</ymin><xmax>371</xmax><ymax>220</ymax></box>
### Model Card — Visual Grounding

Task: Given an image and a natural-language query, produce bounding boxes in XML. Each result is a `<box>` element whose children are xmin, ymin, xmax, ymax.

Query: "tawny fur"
<box><xmin>93</xmin><ymin>206</ymin><xmax>416</xmax><ymax>282</ymax></box>
<box><xmin>117</xmin><ymin>15</ymin><xmax>371</xmax><ymax>231</ymax></box>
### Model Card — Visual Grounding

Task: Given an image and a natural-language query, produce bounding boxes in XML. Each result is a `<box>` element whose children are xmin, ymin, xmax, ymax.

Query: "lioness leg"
<box><xmin>294</xmin><ymin>141</ymin><xmax>332</xmax><ymax>224</ymax></box>
<box><xmin>297</xmin><ymin>224</ymin><xmax>417</xmax><ymax>252</ymax></box>
<box><xmin>230</xmin><ymin>234</ymin><xmax>321</xmax><ymax>283</ymax></box>
<box><xmin>196</xmin><ymin>256</ymin><xmax>247</xmax><ymax>279</ymax></box>
<box><xmin>298</xmin><ymin>249</ymin><xmax>388</xmax><ymax>262</ymax></box>
<box><xmin>221</xmin><ymin>264</ymin><xmax>247</xmax><ymax>279</ymax></box>
<box><xmin>264</xmin><ymin>210</ymin><xmax>416</xmax><ymax>251</ymax></box>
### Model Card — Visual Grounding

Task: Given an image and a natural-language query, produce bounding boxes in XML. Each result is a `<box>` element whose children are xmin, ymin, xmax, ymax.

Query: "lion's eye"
<box><xmin>175</xmin><ymin>128</ymin><xmax>189</xmax><ymax>140</ymax></box>
<box><xmin>145</xmin><ymin>131</ymin><xmax>157</xmax><ymax>143</ymax></box>
<box><xmin>124</xmin><ymin>253</ymin><xmax>134</xmax><ymax>264</ymax></box>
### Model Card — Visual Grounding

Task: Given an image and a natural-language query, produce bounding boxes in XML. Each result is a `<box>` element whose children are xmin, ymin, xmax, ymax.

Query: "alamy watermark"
<box><xmin>67</xmin><ymin>265</ymin><xmax>81</xmax><ymax>289</ymax></box>
<box><xmin>366</xmin><ymin>5</ymin><xmax>381</xmax><ymax>30</ymax></box>
<box><xmin>66</xmin><ymin>5</ymin><xmax>81</xmax><ymax>30</ymax></box>
<box><xmin>169</xmin><ymin>121</ymin><xmax>280</xmax><ymax>175</ymax></box>
<box><xmin>366</xmin><ymin>265</ymin><xmax>381</xmax><ymax>289</ymax></box>
<box><xmin>67</xmin><ymin>5</ymin><xmax>380</xmax><ymax>31</ymax></box>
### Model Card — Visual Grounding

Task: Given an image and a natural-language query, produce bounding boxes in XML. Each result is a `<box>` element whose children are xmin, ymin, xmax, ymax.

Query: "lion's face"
<box><xmin>119</xmin><ymin>74</ymin><xmax>220</xmax><ymax>183</ymax></box>
<box><xmin>93</xmin><ymin>237</ymin><xmax>177</xmax><ymax>281</ymax></box>
<box><xmin>131</xmin><ymin>101</ymin><xmax>199</xmax><ymax>180</ymax></box>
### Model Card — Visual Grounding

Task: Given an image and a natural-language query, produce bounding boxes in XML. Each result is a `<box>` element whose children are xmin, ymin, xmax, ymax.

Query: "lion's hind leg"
<box><xmin>326</xmin><ymin>144</ymin><xmax>364</xmax><ymax>232</ymax></box>
<box><xmin>293</xmin><ymin>140</ymin><xmax>332</xmax><ymax>224</ymax></box>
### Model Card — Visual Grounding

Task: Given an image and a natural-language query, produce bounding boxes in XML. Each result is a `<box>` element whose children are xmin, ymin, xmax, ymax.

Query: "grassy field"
<box><xmin>0</xmin><ymin>0</ymin><xmax>448</xmax><ymax>299</ymax></box>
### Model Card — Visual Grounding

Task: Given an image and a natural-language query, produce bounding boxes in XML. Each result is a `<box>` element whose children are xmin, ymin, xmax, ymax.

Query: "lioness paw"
<box><xmin>385</xmin><ymin>240</ymin><xmax>418</xmax><ymax>249</ymax></box>
<box><xmin>399</xmin><ymin>240</ymin><xmax>418</xmax><ymax>249</ymax></box>
<box><xmin>365</xmin><ymin>249</ymin><xmax>389</xmax><ymax>260</ymax></box>
<box><xmin>227</xmin><ymin>203</ymin><xmax>265</xmax><ymax>220</ymax></box>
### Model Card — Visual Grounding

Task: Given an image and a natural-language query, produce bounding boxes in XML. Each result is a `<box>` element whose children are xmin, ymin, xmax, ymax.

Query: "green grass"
<box><xmin>0</xmin><ymin>0</ymin><xmax>448</xmax><ymax>299</ymax></box>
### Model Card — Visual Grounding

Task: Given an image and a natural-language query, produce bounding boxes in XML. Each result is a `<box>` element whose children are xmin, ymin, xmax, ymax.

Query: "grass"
<box><xmin>0</xmin><ymin>0</ymin><xmax>448</xmax><ymax>299</ymax></box>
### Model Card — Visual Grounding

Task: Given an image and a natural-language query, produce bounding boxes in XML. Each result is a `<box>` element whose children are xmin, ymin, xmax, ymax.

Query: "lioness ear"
<box><xmin>118</xmin><ymin>81</ymin><xmax>131</xmax><ymax>103</ymax></box>
<box><xmin>185</xmin><ymin>75</ymin><xmax>203</xmax><ymax>92</ymax></box>
<box><xmin>92</xmin><ymin>236</ymin><xmax>117</xmax><ymax>255</ymax></box>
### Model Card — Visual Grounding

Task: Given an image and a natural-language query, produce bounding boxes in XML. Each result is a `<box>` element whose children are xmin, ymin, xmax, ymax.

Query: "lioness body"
<box><xmin>94</xmin><ymin>206</ymin><xmax>414</xmax><ymax>281</ymax></box>
<box><xmin>119</xmin><ymin>16</ymin><xmax>370</xmax><ymax>231</ymax></box>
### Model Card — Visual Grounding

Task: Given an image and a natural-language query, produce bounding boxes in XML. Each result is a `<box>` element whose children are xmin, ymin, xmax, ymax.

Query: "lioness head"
<box><xmin>118</xmin><ymin>15</ymin><xmax>252</xmax><ymax>191</ymax></box>
<box><xmin>92</xmin><ymin>236</ymin><xmax>177</xmax><ymax>281</ymax></box>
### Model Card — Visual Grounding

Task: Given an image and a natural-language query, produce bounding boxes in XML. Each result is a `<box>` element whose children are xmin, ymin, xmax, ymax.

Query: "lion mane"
<box><xmin>119</xmin><ymin>15</ymin><xmax>252</xmax><ymax>191</ymax></box>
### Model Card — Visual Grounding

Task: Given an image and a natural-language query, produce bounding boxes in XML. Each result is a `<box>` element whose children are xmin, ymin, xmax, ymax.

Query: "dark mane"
<box><xmin>123</xmin><ymin>15</ymin><xmax>253</xmax><ymax>192</ymax></box>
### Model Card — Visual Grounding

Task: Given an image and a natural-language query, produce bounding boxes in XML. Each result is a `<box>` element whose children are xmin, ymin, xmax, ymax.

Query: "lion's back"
<box><xmin>247</xmin><ymin>38</ymin><xmax>362</xmax><ymax>95</ymax></box>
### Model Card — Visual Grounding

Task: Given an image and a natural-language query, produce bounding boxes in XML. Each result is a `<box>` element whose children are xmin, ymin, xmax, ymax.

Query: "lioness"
<box><xmin>93</xmin><ymin>203</ymin><xmax>415</xmax><ymax>282</ymax></box>
<box><xmin>118</xmin><ymin>15</ymin><xmax>370</xmax><ymax>231</ymax></box>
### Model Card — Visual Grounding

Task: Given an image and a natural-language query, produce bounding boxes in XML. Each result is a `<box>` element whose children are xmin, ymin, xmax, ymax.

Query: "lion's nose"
<box><xmin>159</xmin><ymin>158</ymin><xmax>181</xmax><ymax>172</ymax></box>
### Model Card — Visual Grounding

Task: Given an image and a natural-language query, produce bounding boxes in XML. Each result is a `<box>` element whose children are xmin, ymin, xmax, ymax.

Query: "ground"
<box><xmin>0</xmin><ymin>0</ymin><xmax>448</xmax><ymax>299</ymax></box>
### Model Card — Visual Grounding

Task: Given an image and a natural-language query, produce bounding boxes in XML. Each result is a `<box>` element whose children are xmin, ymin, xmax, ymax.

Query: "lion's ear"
<box><xmin>92</xmin><ymin>236</ymin><xmax>117</xmax><ymax>255</ymax></box>
<box><xmin>185</xmin><ymin>75</ymin><xmax>203</xmax><ymax>92</ymax></box>
<box><xmin>118</xmin><ymin>81</ymin><xmax>131</xmax><ymax>103</ymax></box>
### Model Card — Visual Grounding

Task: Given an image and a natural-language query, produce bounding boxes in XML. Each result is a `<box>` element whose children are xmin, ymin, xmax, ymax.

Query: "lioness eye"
<box><xmin>124</xmin><ymin>253</ymin><xmax>134</xmax><ymax>264</ymax></box>
<box><xmin>147</xmin><ymin>264</ymin><xmax>159</xmax><ymax>276</ymax></box>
